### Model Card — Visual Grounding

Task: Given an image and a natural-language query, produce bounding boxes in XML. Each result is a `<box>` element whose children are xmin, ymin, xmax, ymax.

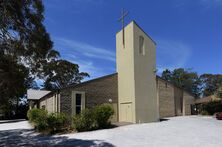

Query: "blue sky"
<box><xmin>43</xmin><ymin>0</ymin><xmax>222</xmax><ymax>80</ymax></box>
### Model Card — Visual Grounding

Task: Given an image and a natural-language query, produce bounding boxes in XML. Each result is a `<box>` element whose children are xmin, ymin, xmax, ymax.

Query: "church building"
<box><xmin>28</xmin><ymin>21</ymin><xmax>195</xmax><ymax>123</ymax></box>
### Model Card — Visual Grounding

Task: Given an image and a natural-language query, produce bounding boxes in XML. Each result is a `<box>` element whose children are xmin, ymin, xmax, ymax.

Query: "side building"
<box><xmin>28</xmin><ymin>74</ymin><xmax>195</xmax><ymax>122</ymax></box>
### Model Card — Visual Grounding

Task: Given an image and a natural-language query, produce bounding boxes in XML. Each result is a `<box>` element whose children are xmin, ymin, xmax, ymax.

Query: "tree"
<box><xmin>216</xmin><ymin>86</ymin><xmax>222</xmax><ymax>98</ymax></box>
<box><xmin>43</xmin><ymin>60</ymin><xmax>89</xmax><ymax>90</ymax></box>
<box><xmin>200</xmin><ymin>74</ymin><xmax>222</xmax><ymax>97</ymax></box>
<box><xmin>161</xmin><ymin>68</ymin><xmax>201</xmax><ymax>97</ymax></box>
<box><xmin>0</xmin><ymin>0</ymin><xmax>89</xmax><ymax>118</ymax></box>
<box><xmin>0</xmin><ymin>0</ymin><xmax>58</xmax><ymax>101</ymax></box>
<box><xmin>162</xmin><ymin>69</ymin><xmax>172</xmax><ymax>82</ymax></box>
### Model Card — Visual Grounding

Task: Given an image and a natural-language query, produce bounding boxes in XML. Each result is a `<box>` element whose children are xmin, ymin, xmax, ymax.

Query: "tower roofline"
<box><xmin>116</xmin><ymin>20</ymin><xmax>157</xmax><ymax>46</ymax></box>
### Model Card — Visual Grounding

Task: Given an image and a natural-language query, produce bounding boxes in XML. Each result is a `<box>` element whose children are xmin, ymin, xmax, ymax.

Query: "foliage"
<box><xmin>73</xmin><ymin>104</ymin><xmax>114</xmax><ymax>132</ymax></box>
<box><xmin>0</xmin><ymin>0</ymin><xmax>89</xmax><ymax>117</ymax></box>
<box><xmin>43</xmin><ymin>60</ymin><xmax>89</xmax><ymax>90</ymax></box>
<box><xmin>202</xmin><ymin>101</ymin><xmax>222</xmax><ymax>115</ymax></box>
<box><xmin>73</xmin><ymin>109</ymin><xmax>96</xmax><ymax>132</ymax></box>
<box><xmin>200</xmin><ymin>110</ymin><xmax>209</xmax><ymax>116</ymax></box>
<box><xmin>94</xmin><ymin>104</ymin><xmax>114</xmax><ymax>129</ymax></box>
<box><xmin>28</xmin><ymin>109</ymin><xmax>71</xmax><ymax>134</ymax></box>
<box><xmin>27</xmin><ymin>108</ymin><xmax>48</xmax><ymax>131</ymax></box>
<box><xmin>216</xmin><ymin>86</ymin><xmax>222</xmax><ymax>99</ymax></box>
<box><xmin>47</xmin><ymin>113</ymin><xmax>70</xmax><ymax>133</ymax></box>
<box><xmin>0</xmin><ymin>0</ymin><xmax>57</xmax><ymax>116</ymax></box>
<box><xmin>161</xmin><ymin>68</ymin><xmax>202</xmax><ymax>97</ymax></box>
<box><xmin>200</xmin><ymin>74</ymin><xmax>222</xmax><ymax>97</ymax></box>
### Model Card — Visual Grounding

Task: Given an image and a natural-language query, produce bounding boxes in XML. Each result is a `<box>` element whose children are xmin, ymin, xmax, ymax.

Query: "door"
<box><xmin>120</xmin><ymin>103</ymin><xmax>133</xmax><ymax>122</ymax></box>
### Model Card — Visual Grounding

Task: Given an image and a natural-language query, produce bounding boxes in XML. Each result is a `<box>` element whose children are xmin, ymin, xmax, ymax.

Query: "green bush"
<box><xmin>202</xmin><ymin>101</ymin><xmax>222</xmax><ymax>115</ymax></box>
<box><xmin>27</xmin><ymin>108</ymin><xmax>48</xmax><ymax>131</ymax></box>
<box><xmin>27</xmin><ymin>109</ymin><xmax>70</xmax><ymax>134</ymax></box>
<box><xmin>73</xmin><ymin>104</ymin><xmax>114</xmax><ymax>132</ymax></box>
<box><xmin>200</xmin><ymin>110</ymin><xmax>209</xmax><ymax>115</ymax></box>
<box><xmin>94</xmin><ymin>104</ymin><xmax>114</xmax><ymax>129</ymax></box>
<box><xmin>73</xmin><ymin>109</ymin><xmax>96</xmax><ymax>132</ymax></box>
<box><xmin>47</xmin><ymin>113</ymin><xmax>70</xmax><ymax>133</ymax></box>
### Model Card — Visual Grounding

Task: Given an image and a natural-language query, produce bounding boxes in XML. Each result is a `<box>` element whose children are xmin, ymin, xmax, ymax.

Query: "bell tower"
<box><xmin>116</xmin><ymin>21</ymin><xmax>158</xmax><ymax>123</ymax></box>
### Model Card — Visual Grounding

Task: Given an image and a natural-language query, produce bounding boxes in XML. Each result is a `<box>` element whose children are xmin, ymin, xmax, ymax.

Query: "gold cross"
<box><xmin>118</xmin><ymin>9</ymin><xmax>128</xmax><ymax>48</ymax></box>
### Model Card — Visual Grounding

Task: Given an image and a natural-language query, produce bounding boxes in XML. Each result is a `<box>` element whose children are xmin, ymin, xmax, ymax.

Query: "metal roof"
<box><xmin>27</xmin><ymin>89</ymin><xmax>51</xmax><ymax>100</ymax></box>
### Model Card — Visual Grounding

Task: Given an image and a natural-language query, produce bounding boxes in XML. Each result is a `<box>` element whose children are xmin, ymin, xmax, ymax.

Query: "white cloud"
<box><xmin>53</xmin><ymin>37</ymin><xmax>115</xmax><ymax>79</ymax></box>
<box><xmin>156</xmin><ymin>39</ymin><xmax>192</xmax><ymax>74</ymax></box>
<box><xmin>55</xmin><ymin>37</ymin><xmax>115</xmax><ymax>62</ymax></box>
<box><xmin>66</xmin><ymin>58</ymin><xmax>108</xmax><ymax>80</ymax></box>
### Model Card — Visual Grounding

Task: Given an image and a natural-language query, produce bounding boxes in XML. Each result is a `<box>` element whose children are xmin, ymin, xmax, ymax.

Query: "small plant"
<box><xmin>94</xmin><ymin>104</ymin><xmax>114</xmax><ymax>129</ymax></box>
<box><xmin>202</xmin><ymin>101</ymin><xmax>222</xmax><ymax>115</ymax></box>
<box><xmin>27</xmin><ymin>109</ymin><xmax>71</xmax><ymax>134</ymax></box>
<box><xmin>73</xmin><ymin>109</ymin><xmax>96</xmax><ymax>132</ymax></box>
<box><xmin>47</xmin><ymin>113</ymin><xmax>70</xmax><ymax>133</ymax></box>
<box><xmin>200</xmin><ymin>110</ymin><xmax>209</xmax><ymax>116</ymax></box>
<box><xmin>27</xmin><ymin>108</ymin><xmax>48</xmax><ymax>131</ymax></box>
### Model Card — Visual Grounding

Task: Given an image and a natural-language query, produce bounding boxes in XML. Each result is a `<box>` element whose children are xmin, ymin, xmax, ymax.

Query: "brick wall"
<box><xmin>174</xmin><ymin>87</ymin><xmax>183</xmax><ymax>116</ymax></box>
<box><xmin>60</xmin><ymin>74</ymin><xmax>118</xmax><ymax>121</ymax></box>
<box><xmin>158</xmin><ymin>78</ymin><xmax>176</xmax><ymax>118</ymax></box>
<box><xmin>157</xmin><ymin>78</ymin><xmax>195</xmax><ymax>118</ymax></box>
<box><xmin>183</xmin><ymin>91</ymin><xmax>195</xmax><ymax>115</ymax></box>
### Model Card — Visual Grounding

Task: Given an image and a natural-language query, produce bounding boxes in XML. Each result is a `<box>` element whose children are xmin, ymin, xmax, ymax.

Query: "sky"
<box><xmin>43</xmin><ymin>0</ymin><xmax>222</xmax><ymax>80</ymax></box>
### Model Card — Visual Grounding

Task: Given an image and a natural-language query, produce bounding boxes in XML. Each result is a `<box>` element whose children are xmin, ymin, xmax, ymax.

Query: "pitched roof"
<box><xmin>30</xmin><ymin>73</ymin><xmax>195</xmax><ymax>101</ymax></box>
<box><xmin>27</xmin><ymin>89</ymin><xmax>51</xmax><ymax>100</ymax></box>
<box><xmin>195</xmin><ymin>95</ymin><xmax>221</xmax><ymax>104</ymax></box>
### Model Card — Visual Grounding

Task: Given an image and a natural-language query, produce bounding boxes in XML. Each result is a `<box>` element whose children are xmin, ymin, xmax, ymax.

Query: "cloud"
<box><xmin>55</xmin><ymin>37</ymin><xmax>115</xmax><ymax>62</ymax></box>
<box><xmin>156</xmin><ymin>39</ymin><xmax>192</xmax><ymax>74</ymax></box>
<box><xmin>66</xmin><ymin>58</ymin><xmax>107</xmax><ymax>80</ymax></box>
<box><xmin>53</xmin><ymin>37</ymin><xmax>115</xmax><ymax>79</ymax></box>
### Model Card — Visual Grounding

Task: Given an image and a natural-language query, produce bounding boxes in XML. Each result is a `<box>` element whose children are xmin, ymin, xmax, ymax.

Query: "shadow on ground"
<box><xmin>0</xmin><ymin>129</ymin><xmax>115</xmax><ymax>147</ymax></box>
<box><xmin>0</xmin><ymin>119</ymin><xmax>26</xmax><ymax>124</ymax></box>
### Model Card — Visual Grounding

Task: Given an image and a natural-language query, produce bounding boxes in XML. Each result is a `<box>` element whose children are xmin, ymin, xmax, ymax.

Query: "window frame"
<box><xmin>139</xmin><ymin>35</ymin><xmax>145</xmax><ymax>55</ymax></box>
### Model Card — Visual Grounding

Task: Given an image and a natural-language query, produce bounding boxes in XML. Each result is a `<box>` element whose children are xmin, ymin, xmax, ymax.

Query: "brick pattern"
<box><xmin>184</xmin><ymin>91</ymin><xmax>195</xmax><ymax>115</ymax></box>
<box><xmin>158</xmin><ymin>79</ymin><xmax>176</xmax><ymax>118</ymax></box>
<box><xmin>59</xmin><ymin>74</ymin><xmax>195</xmax><ymax>121</ymax></box>
<box><xmin>174</xmin><ymin>87</ymin><xmax>183</xmax><ymax>116</ymax></box>
<box><xmin>60</xmin><ymin>89</ymin><xmax>72</xmax><ymax>115</ymax></box>
<box><xmin>60</xmin><ymin>74</ymin><xmax>118</xmax><ymax>120</ymax></box>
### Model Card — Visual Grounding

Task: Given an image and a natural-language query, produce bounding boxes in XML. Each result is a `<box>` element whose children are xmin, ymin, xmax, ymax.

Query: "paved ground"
<box><xmin>0</xmin><ymin>116</ymin><xmax>222</xmax><ymax>147</ymax></box>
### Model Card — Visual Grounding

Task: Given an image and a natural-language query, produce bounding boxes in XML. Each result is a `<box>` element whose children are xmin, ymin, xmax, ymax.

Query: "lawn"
<box><xmin>0</xmin><ymin>116</ymin><xmax>222</xmax><ymax>147</ymax></box>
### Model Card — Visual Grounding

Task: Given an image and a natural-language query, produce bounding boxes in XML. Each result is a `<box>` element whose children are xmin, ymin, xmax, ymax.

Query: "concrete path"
<box><xmin>0</xmin><ymin>116</ymin><xmax>222</xmax><ymax>147</ymax></box>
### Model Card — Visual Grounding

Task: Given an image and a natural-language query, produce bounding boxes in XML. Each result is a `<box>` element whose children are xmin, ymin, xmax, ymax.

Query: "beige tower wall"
<box><xmin>116</xmin><ymin>22</ymin><xmax>136</xmax><ymax>123</ymax></box>
<box><xmin>133</xmin><ymin>23</ymin><xmax>158</xmax><ymax>123</ymax></box>
<box><xmin>116</xmin><ymin>21</ymin><xmax>158</xmax><ymax>123</ymax></box>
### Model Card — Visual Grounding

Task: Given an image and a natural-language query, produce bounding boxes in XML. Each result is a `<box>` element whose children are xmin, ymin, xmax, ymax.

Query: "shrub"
<box><xmin>94</xmin><ymin>104</ymin><xmax>114</xmax><ymax>129</ymax></box>
<box><xmin>27</xmin><ymin>109</ymin><xmax>71</xmax><ymax>134</ymax></box>
<box><xmin>73</xmin><ymin>109</ymin><xmax>96</xmax><ymax>132</ymax></box>
<box><xmin>202</xmin><ymin>101</ymin><xmax>222</xmax><ymax>115</ymax></box>
<box><xmin>27</xmin><ymin>108</ymin><xmax>48</xmax><ymax>131</ymax></box>
<box><xmin>47</xmin><ymin>113</ymin><xmax>70</xmax><ymax>133</ymax></box>
<box><xmin>200</xmin><ymin>110</ymin><xmax>209</xmax><ymax>115</ymax></box>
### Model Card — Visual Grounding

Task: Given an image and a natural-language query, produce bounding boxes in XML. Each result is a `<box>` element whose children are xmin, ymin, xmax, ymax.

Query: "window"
<box><xmin>76</xmin><ymin>94</ymin><xmax>82</xmax><ymax>114</ymax></box>
<box><xmin>139</xmin><ymin>36</ymin><xmax>145</xmax><ymax>55</ymax></box>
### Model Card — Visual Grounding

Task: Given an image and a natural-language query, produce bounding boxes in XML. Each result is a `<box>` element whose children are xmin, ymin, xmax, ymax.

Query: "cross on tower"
<box><xmin>118</xmin><ymin>9</ymin><xmax>128</xmax><ymax>48</ymax></box>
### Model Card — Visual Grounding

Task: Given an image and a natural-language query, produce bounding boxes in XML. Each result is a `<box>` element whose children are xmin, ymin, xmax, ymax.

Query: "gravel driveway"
<box><xmin>0</xmin><ymin>116</ymin><xmax>221</xmax><ymax>147</ymax></box>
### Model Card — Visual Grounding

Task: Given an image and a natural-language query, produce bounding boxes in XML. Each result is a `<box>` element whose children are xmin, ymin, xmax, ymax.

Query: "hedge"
<box><xmin>202</xmin><ymin>101</ymin><xmax>222</xmax><ymax>115</ymax></box>
<box><xmin>27</xmin><ymin>109</ymin><xmax>70</xmax><ymax>134</ymax></box>
<box><xmin>73</xmin><ymin>104</ymin><xmax>114</xmax><ymax>132</ymax></box>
